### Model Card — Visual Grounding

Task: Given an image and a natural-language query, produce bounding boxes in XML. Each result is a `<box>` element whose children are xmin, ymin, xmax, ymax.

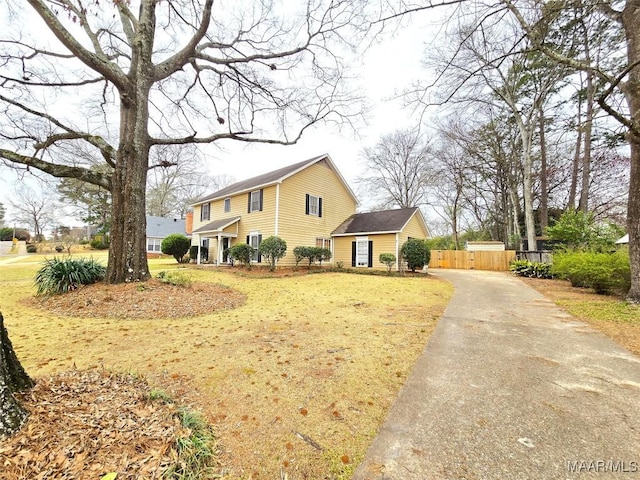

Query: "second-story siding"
<box><xmin>277</xmin><ymin>159</ymin><xmax>357</xmax><ymax>259</ymax></box>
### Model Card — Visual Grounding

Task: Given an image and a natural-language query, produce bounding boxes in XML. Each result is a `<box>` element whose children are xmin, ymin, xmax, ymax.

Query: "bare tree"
<box><xmin>0</xmin><ymin>0</ymin><xmax>366</xmax><ymax>283</ymax></box>
<box><xmin>357</xmin><ymin>129</ymin><xmax>433</xmax><ymax>209</ymax></box>
<box><xmin>10</xmin><ymin>187</ymin><xmax>55</xmax><ymax>241</ymax></box>
<box><xmin>146</xmin><ymin>145</ymin><xmax>233</xmax><ymax>218</ymax></box>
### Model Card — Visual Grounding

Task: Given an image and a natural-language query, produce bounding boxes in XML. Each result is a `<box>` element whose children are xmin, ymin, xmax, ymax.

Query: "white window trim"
<box><xmin>356</xmin><ymin>236</ymin><xmax>369</xmax><ymax>268</ymax></box>
<box><xmin>308</xmin><ymin>194</ymin><xmax>320</xmax><ymax>216</ymax></box>
<box><xmin>224</xmin><ymin>198</ymin><xmax>231</xmax><ymax>212</ymax></box>
<box><xmin>250</xmin><ymin>190</ymin><xmax>261</xmax><ymax>212</ymax></box>
<box><xmin>249</xmin><ymin>231</ymin><xmax>260</xmax><ymax>262</ymax></box>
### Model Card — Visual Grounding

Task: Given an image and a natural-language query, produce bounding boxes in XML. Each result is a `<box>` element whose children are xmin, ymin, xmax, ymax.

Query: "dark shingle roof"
<box><xmin>192</xmin><ymin>216</ymin><xmax>241</xmax><ymax>234</ymax></box>
<box><xmin>194</xmin><ymin>154</ymin><xmax>328</xmax><ymax>204</ymax></box>
<box><xmin>332</xmin><ymin>207</ymin><xmax>420</xmax><ymax>235</ymax></box>
<box><xmin>146</xmin><ymin>215</ymin><xmax>186</xmax><ymax>238</ymax></box>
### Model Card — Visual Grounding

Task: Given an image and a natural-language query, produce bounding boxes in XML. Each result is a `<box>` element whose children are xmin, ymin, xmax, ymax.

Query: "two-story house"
<box><xmin>190</xmin><ymin>154</ymin><xmax>430</xmax><ymax>270</ymax></box>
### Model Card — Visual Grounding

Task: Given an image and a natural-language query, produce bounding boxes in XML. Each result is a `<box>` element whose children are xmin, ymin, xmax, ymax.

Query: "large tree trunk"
<box><xmin>578</xmin><ymin>70</ymin><xmax>594</xmax><ymax>212</ymax></box>
<box><xmin>538</xmin><ymin>109</ymin><xmax>549</xmax><ymax>231</ymax></box>
<box><xmin>0</xmin><ymin>312</ymin><xmax>34</xmax><ymax>438</ymax></box>
<box><xmin>106</xmin><ymin>2</ymin><xmax>156</xmax><ymax>284</ymax></box>
<box><xmin>623</xmin><ymin>1</ymin><xmax>640</xmax><ymax>302</ymax></box>
<box><xmin>567</xmin><ymin>84</ymin><xmax>583</xmax><ymax>210</ymax></box>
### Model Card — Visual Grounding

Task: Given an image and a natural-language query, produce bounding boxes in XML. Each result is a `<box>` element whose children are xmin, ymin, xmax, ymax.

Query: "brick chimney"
<box><xmin>185</xmin><ymin>210</ymin><xmax>193</xmax><ymax>234</ymax></box>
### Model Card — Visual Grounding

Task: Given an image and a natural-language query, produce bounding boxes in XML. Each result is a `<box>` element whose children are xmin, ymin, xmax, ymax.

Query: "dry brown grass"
<box><xmin>521</xmin><ymin>277</ymin><xmax>640</xmax><ymax>356</ymax></box>
<box><xmin>0</xmin><ymin>258</ymin><xmax>453</xmax><ymax>479</ymax></box>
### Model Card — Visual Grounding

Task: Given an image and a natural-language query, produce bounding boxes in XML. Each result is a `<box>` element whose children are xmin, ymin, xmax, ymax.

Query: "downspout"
<box><xmin>395</xmin><ymin>233</ymin><xmax>399</xmax><ymax>272</ymax></box>
<box><xmin>274</xmin><ymin>183</ymin><xmax>280</xmax><ymax>236</ymax></box>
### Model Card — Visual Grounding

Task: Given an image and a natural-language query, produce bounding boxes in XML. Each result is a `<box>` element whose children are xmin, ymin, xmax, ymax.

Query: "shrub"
<box><xmin>34</xmin><ymin>257</ymin><xmax>106</xmax><ymax>295</ymax></box>
<box><xmin>552</xmin><ymin>250</ymin><xmax>630</xmax><ymax>294</ymax></box>
<box><xmin>258</xmin><ymin>236</ymin><xmax>287</xmax><ymax>271</ymax></box>
<box><xmin>161</xmin><ymin>234</ymin><xmax>191</xmax><ymax>263</ymax></box>
<box><xmin>90</xmin><ymin>235</ymin><xmax>109</xmax><ymax>250</ymax></box>
<box><xmin>156</xmin><ymin>270</ymin><xmax>192</xmax><ymax>287</ymax></box>
<box><xmin>26</xmin><ymin>244</ymin><xmax>38</xmax><ymax>253</ymax></box>
<box><xmin>228</xmin><ymin>243</ymin><xmax>254</xmax><ymax>268</ymax></box>
<box><xmin>400</xmin><ymin>239</ymin><xmax>430</xmax><ymax>272</ymax></box>
<box><xmin>293</xmin><ymin>246</ymin><xmax>310</xmax><ymax>267</ymax></box>
<box><xmin>315</xmin><ymin>247</ymin><xmax>331</xmax><ymax>266</ymax></box>
<box><xmin>509</xmin><ymin>259</ymin><xmax>553</xmax><ymax>279</ymax></box>
<box><xmin>379</xmin><ymin>253</ymin><xmax>396</xmax><ymax>273</ymax></box>
<box><xmin>189</xmin><ymin>245</ymin><xmax>208</xmax><ymax>263</ymax></box>
<box><xmin>55</xmin><ymin>245</ymin><xmax>64</xmax><ymax>253</ymax></box>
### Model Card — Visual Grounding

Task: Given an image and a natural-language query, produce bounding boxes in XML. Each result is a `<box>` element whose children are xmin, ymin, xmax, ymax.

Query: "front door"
<box><xmin>222</xmin><ymin>237</ymin><xmax>230</xmax><ymax>263</ymax></box>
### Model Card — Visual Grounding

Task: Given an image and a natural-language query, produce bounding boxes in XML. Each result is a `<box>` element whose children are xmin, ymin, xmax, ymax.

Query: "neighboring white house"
<box><xmin>146</xmin><ymin>215</ymin><xmax>188</xmax><ymax>254</ymax></box>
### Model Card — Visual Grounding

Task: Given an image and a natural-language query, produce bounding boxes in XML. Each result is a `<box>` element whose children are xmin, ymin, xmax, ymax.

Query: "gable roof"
<box><xmin>331</xmin><ymin>207</ymin><xmax>428</xmax><ymax>236</ymax></box>
<box><xmin>193</xmin><ymin>153</ymin><xmax>357</xmax><ymax>205</ymax></box>
<box><xmin>146</xmin><ymin>215</ymin><xmax>187</xmax><ymax>238</ymax></box>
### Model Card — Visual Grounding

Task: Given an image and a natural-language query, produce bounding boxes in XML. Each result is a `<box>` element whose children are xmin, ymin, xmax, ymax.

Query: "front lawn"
<box><xmin>0</xmin><ymin>256</ymin><xmax>453</xmax><ymax>479</ymax></box>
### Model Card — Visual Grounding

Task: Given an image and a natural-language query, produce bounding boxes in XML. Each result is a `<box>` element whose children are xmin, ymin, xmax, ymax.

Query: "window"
<box><xmin>200</xmin><ymin>202</ymin><xmax>210</xmax><ymax>221</ymax></box>
<box><xmin>352</xmin><ymin>236</ymin><xmax>372</xmax><ymax>268</ymax></box>
<box><xmin>247</xmin><ymin>232</ymin><xmax>262</xmax><ymax>262</ymax></box>
<box><xmin>305</xmin><ymin>194</ymin><xmax>322</xmax><ymax>217</ymax></box>
<box><xmin>248</xmin><ymin>189</ymin><xmax>263</xmax><ymax>213</ymax></box>
<box><xmin>224</xmin><ymin>198</ymin><xmax>231</xmax><ymax>213</ymax></box>
<box><xmin>315</xmin><ymin>237</ymin><xmax>331</xmax><ymax>250</ymax></box>
<box><xmin>147</xmin><ymin>238</ymin><xmax>161</xmax><ymax>252</ymax></box>
<box><xmin>356</xmin><ymin>239</ymin><xmax>369</xmax><ymax>267</ymax></box>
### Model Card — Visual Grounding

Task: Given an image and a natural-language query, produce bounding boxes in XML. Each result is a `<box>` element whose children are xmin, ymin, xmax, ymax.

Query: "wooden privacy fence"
<box><xmin>428</xmin><ymin>250</ymin><xmax>516</xmax><ymax>271</ymax></box>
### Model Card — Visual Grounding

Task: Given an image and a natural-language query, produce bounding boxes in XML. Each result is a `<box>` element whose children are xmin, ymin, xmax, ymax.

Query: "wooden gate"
<box><xmin>428</xmin><ymin>250</ymin><xmax>516</xmax><ymax>271</ymax></box>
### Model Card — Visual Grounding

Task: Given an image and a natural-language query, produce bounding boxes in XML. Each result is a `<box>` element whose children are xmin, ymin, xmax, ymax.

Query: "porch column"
<box><xmin>197</xmin><ymin>234</ymin><xmax>201</xmax><ymax>265</ymax></box>
<box><xmin>218</xmin><ymin>234</ymin><xmax>222</xmax><ymax>264</ymax></box>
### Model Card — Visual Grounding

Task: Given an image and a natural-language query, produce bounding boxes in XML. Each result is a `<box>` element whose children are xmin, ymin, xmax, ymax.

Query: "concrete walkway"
<box><xmin>353</xmin><ymin>269</ymin><xmax>640</xmax><ymax>479</ymax></box>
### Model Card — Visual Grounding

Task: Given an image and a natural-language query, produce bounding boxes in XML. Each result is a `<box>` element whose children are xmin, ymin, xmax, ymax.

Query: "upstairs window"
<box><xmin>200</xmin><ymin>202</ymin><xmax>210</xmax><ymax>221</ymax></box>
<box><xmin>224</xmin><ymin>198</ymin><xmax>231</xmax><ymax>212</ymax></box>
<box><xmin>248</xmin><ymin>189</ymin><xmax>263</xmax><ymax>213</ymax></box>
<box><xmin>305</xmin><ymin>194</ymin><xmax>322</xmax><ymax>217</ymax></box>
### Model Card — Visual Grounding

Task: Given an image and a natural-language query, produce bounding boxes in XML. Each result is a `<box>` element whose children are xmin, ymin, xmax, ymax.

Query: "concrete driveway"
<box><xmin>353</xmin><ymin>269</ymin><xmax>640</xmax><ymax>479</ymax></box>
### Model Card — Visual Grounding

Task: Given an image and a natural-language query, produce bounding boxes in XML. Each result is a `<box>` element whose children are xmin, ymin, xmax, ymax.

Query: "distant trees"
<box><xmin>10</xmin><ymin>187</ymin><xmax>56</xmax><ymax>242</ymax></box>
<box><xmin>357</xmin><ymin>129</ymin><xmax>433</xmax><ymax>209</ymax></box>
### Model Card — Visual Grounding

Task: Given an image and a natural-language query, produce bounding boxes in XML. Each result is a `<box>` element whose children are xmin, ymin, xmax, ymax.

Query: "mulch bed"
<box><xmin>23</xmin><ymin>279</ymin><xmax>246</xmax><ymax>319</ymax></box>
<box><xmin>0</xmin><ymin>369</ymin><xmax>190</xmax><ymax>480</ymax></box>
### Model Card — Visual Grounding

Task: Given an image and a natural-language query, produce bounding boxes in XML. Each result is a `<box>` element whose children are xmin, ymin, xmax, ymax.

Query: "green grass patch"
<box><xmin>556</xmin><ymin>299</ymin><xmax>640</xmax><ymax>324</ymax></box>
<box><xmin>163</xmin><ymin>408</ymin><xmax>218</xmax><ymax>479</ymax></box>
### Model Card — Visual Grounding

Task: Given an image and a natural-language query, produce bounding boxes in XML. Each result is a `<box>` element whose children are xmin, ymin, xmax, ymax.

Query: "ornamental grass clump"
<box><xmin>34</xmin><ymin>257</ymin><xmax>106</xmax><ymax>295</ymax></box>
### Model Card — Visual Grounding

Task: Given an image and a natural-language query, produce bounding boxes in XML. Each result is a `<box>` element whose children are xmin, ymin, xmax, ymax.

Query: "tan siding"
<box><xmin>333</xmin><ymin>236</ymin><xmax>354</xmax><ymax>268</ymax></box>
<box><xmin>277</xmin><ymin>160</ymin><xmax>356</xmax><ymax>266</ymax></box>
<box><xmin>191</xmin><ymin>159</ymin><xmax>356</xmax><ymax>266</ymax></box>
<box><xmin>333</xmin><ymin>234</ymin><xmax>397</xmax><ymax>270</ymax></box>
<box><xmin>397</xmin><ymin>214</ymin><xmax>429</xmax><ymax>247</ymax></box>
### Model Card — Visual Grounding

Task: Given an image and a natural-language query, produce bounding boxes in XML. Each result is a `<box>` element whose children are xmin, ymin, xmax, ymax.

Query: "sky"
<box><xmin>0</xmin><ymin>6</ymin><xmax>449</xmax><ymax>231</ymax></box>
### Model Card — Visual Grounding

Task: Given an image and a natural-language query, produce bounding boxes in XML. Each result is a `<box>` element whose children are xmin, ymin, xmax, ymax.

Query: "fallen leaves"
<box><xmin>0</xmin><ymin>369</ymin><xmax>197</xmax><ymax>480</ymax></box>
<box><xmin>23</xmin><ymin>279</ymin><xmax>246</xmax><ymax>319</ymax></box>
